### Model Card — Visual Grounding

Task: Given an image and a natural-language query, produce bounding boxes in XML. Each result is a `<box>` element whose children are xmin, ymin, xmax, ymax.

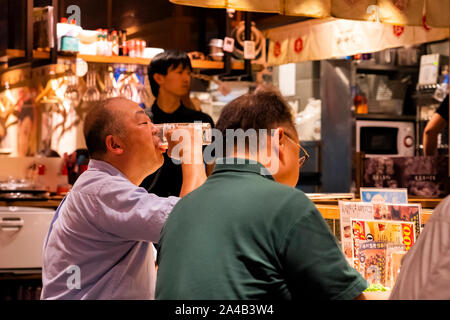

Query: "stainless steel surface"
<box><xmin>320</xmin><ymin>60</ymin><xmax>354</xmax><ymax>193</ymax></box>
<box><xmin>0</xmin><ymin>206</ymin><xmax>54</xmax><ymax>269</ymax></box>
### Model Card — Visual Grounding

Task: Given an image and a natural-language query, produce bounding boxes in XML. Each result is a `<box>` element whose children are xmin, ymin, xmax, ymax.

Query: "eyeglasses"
<box><xmin>285</xmin><ymin>134</ymin><xmax>309</xmax><ymax>167</ymax></box>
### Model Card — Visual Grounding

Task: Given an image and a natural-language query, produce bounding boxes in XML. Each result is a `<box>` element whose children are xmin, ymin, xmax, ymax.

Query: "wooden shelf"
<box><xmin>0</xmin><ymin>49</ymin><xmax>50</xmax><ymax>62</ymax></box>
<box><xmin>59</xmin><ymin>54</ymin><xmax>263</xmax><ymax>71</ymax></box>
<box><xmin>316</xmin><ymin>204</ymin><xmax>434</xmax><ymax>224</ymax></box>
<box><xmin>71</xmin><ymin>54</ymin><xmax>151</xmax><ymax>65</ymax></box>
<box><xmin>0</xmin><ymin>200</ymin><xmax>61</xmax><ymax>209</ymax></box>
<box><xmin>191</xmin><ymin>59</ymin><xmax>243</xmax><ymax>70</ymax></box>
<box><xmin>1</xmin><ymin>50</ymin><xmax>265</xmax><ymax>74</ymax></box>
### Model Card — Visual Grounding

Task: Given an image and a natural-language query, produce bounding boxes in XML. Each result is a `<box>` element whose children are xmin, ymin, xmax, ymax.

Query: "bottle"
<box><xmin>141</xmin><ymin>40</ymin><xmax>147</xmax><ymax>58</ymax></box>
<box><xmin>119</xmin><ymin>30</ymin><xmax>127</xmax><ymax>56</ymax></box>
<box><xmin>37</xmin><ymin>164</ymin><xmax>49</xmax><ymax>191</ymax></box>
<box><xmin>96</xmin><ymin>28</ymin><xmax>103</xmax><ymax>55</ymax></box>
<box><xmin>105</xmin><ymin>30</ymin><xmax>112</xmax><ymax>56</ymax></box>
<box><xmin>128</xmin><ymin>40</ymin><xmax>136</xmax><ymax>58</ymax></box>
<box><xmin>354</xmin><ymin>91</ymin><xmax>368</xmax><ymax>114</ymax></box>
<box><xmin>111</xmin><ymin>30</ymin><xmax>119</xmax><ymax>56</ymax></box>
<box><xmin>57</xmin><ymin>164</ymin><xmax>71</xmax><ymax>195</ymax></box>
<box><xmin>135</xmin><ymin>40</ymin><xmax>140</xmax><ymax>58</ymax></box>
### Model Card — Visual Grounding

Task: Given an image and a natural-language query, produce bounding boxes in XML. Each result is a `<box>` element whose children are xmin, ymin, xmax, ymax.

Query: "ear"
<box><xmin>273</xmin><ymin>127</ymin><xmax>287</xmax><ymax>164</ymax></box>
<box><xmin>105</xmin><ymin>135</ymin><xmax>124</xmax><ymax>155</ymax></box>
<box><xmin>153</xmin><ymin>73</ymin><xmax>165</xmax><ymax>86</ymax></box>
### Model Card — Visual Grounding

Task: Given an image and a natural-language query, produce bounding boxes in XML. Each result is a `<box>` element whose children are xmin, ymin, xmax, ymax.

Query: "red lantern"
<box><xmin>393</xmin><ymin>25</ymin><xmax>405</xmax><ymax>37</ymax></box>
<box><xmin>274</xmin><ymin>41</ymin><xmax>281</xmax><ymax>57</ymax></box>
<box><xmin>294</xmin><ymin>37</ymin><xmax>303</xmax><ymax>54</ymax></box>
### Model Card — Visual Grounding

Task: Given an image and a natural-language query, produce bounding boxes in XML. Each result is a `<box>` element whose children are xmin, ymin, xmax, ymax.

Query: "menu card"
<box><xmin>339</xmin><ymin>201</ymin><xmax>422</xmax><ymax>265</ymax></box>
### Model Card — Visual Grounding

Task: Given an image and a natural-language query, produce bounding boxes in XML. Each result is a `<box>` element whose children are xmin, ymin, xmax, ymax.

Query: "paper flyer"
<box><xmin>357</xmin><ymin>241</ymin><xmax>406</xmax><ymax>287</ymax></box>
<box><xmin>350</xmin><ymin>219</ymin><xmax>415</xmax><ymax>273</ymax></box>
<box><xmin>339</xmin><ymin>200</ymin><xmax>422</xmax><ymax>265</ymax></box>
<box><xmin>339</xmin><ymin>201</ymin><xmax>374</xmax><ymax>262</ymax></box>
<box><xmin>360</xmin><ymin>188</ymin><xmax>408</xmax><ymax>204</ymax></box>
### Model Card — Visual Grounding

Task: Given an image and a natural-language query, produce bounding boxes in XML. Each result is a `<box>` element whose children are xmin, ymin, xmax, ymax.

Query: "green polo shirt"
<box><xmin>155</xmin><ymin>159</ymin><xmax>367</xmax><ymax>300</ymax></box>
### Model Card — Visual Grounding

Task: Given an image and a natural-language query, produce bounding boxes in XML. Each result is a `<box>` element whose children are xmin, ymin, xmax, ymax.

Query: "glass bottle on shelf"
<box><xmin>96</xmin><ymin>29</ymin><xmax>103</xmax><ymax>56</ymax></box>
<box><xmin>112</xmin><ymin>31</ymin><xmax>119</xmax><ymax>56</ymax></box>
<box><xmin>354</xmin><ymin>85</ymin><xmax>368</xmax><ymax>114</ymax></box>
<box><xmin>119</xmin><ymin>30</ymin><xmax>127</xmax><ymax>56</ymax></box>
<box><xmin>105</xmin><ymin>30</ymin><xmax>112</xmax><ymax>57</ymax></box>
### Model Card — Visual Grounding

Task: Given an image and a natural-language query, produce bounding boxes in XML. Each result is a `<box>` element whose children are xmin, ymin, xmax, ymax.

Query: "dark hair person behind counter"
<box><xmin>140</xmin><ymin>49</ymin><xmax>215</xmax><ymax>197</ymax></box>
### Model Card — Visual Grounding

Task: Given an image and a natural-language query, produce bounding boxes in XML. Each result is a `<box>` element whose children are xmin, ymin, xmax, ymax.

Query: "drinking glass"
<box><xmin>155</xmin><ymin>122</ymin><xmax>212</xmax><ymax>149</ymax></box>
<box><xmin>102</xmin><ymin>67</ymin><xmax>119</xmax><ymax>99</ymax></box>
<box><xmin>64</xmin><ymin>62</ymin><xmax>80</xmax><ymax>106</ymax></box>
<box><xmin>82</xmin><ymin>70</ymin><xmax>100</xmax><ymax>102</ymax></box>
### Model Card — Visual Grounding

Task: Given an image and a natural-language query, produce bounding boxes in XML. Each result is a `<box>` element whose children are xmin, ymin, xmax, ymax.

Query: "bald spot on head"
<box><xmin>83</xmin><ymin>98</ymin><xmax>130</xmax><ymax>159</ymax></box>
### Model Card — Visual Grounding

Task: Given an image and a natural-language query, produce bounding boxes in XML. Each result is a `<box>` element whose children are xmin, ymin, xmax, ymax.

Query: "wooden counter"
<box><xmin>0</xmin><ymin>199</ymin><xmax>62</xmax><ymax>209</ymax></box>
<box><xmin>0</xmin><ymin>197</ymin><xmax>443</xmax><ymax>225</ymax></box>
<box><xmin>311</xmin><ymin>197</ymin><xmax>441</xmax><ymax>209</ymax></box>
<box><xmin>316</xmin><ymin>204</ymin><xmax>435</xmax><ymax>224</ymax></box>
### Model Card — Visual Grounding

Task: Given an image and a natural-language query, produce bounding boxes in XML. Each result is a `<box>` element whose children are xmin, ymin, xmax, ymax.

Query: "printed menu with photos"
<box><xmin>339</xmin><ymin>201</ymin><xmax>374</xmax><ymax>262</ymax></box>
<box><xmin>350</xmin><ymin>219</ymin><xmax>415</xmax><ymax>274</ymax></box>
<box><xmin>339</xmin><ymin>201</ymin><xmax>422</xmax><ymax>264</ymax></box>
<box><xmin>357</xmin><ymin>241</ymin><xmax>406</xmax><ymax>288</ymax></box>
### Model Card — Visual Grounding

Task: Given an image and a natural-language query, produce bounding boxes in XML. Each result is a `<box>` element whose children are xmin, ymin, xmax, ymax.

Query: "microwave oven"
<box><xmin>356</xmin><ymin>120</ymin><xmax>415</xmax><ymax>157</ymax></box>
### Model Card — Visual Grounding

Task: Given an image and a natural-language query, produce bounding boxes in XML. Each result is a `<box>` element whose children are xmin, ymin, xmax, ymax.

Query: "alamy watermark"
<box><xmin>66</xmin><ymin>5</ymin><xmax>81</xmax><ymax>26</ymax></box>
<box><xmin>164</xmin><ymin>126</ymin><xmax>281</xmax><ymax>175</ymax></box>
<box><xmin>66</xmin><ymin>265</ymin><xmax>81</xmax><ymax>290</ymax></box>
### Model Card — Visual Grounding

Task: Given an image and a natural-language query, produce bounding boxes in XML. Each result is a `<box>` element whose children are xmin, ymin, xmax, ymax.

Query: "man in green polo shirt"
<box><xmin>155</xmin><ymin>87</ymin><xmax>369</xmax><ymax>300</ymax></box>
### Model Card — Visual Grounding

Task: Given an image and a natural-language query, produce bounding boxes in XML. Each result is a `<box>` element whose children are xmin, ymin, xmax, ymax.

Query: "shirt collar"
<box><xmin>212</xmin><ymin>157</ymin><xmax>274</xmax><ymax>181</ymax></box>
<box><xmin>88</xmin><ymin>159</ymin><xmax>128</xmax><ymax>180</ymax></box>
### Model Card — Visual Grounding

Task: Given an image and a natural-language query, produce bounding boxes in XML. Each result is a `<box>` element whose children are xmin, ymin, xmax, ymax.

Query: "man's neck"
<box><xmin>156</xmin><ymin>91</ymin><xmax>182</xmax><ymax>114</ymax></box>
<box><xmin>101</xmin><ymin>157</ymin><xmax>145</xmax><ymax>186</ymax></box>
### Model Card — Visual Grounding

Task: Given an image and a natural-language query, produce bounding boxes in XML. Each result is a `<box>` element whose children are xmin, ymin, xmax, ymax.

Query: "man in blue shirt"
<box><xmin>41</xmin><ymin>97</ymin><xmax>206</xmax><ymax>299</ymax></box>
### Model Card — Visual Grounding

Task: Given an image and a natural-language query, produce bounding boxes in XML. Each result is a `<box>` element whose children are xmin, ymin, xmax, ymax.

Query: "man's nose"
<box><xmin>150</xmin><ymin>123</ymin><xmax>159</xmax><ymax>135</ymax></box>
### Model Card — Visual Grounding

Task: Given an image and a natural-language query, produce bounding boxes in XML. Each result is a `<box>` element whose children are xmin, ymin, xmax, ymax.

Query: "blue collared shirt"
<box><xmin>41</xmin><ymin>159</ymin><xmax>179</xmax><ymax>300</ymax></box>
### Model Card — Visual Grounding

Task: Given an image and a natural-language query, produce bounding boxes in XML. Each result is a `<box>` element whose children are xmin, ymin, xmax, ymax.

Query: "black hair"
<box><xmin>215</xmin><ymin>85</ymin><xmax>295</xmax><ymax>151</ymax></box>
<box><xmin>148</xmin><ymin>50</ymin><xmax>192</xmax><ymax>98</ymax></box>
<box><xmin>216</xmin><ymin>85</ymin><xmax>294</xmax><ymax>134</ymax></box>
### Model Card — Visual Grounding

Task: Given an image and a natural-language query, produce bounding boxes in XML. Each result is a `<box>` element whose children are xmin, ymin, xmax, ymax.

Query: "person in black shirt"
<box><xmin>140</xmin><ymin>50</ymin><xmax>215</xmax><ymax>197</ymax></box>
<box><xmin>423</xmin><ymin>95</ymin><xmax>448</xmax><ymax>155</ymax></box>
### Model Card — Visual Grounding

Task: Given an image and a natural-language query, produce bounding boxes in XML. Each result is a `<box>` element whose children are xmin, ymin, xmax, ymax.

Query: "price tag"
<box><xmin>243</xmin><ymin>40</ymin><xmax>256</xmax><ymax>60</ymax></box>
<box><xmin>223</xmin><ymin>37</ymin><xmax>235</xmax><ymax>53</ymax></box>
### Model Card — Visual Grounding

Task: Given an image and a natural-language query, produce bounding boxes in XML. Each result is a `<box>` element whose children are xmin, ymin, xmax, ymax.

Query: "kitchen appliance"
<box><xmin>417</xmin><ymin>53</ymin><xmax>449</xmax><ymax>91</ymax></box>
<box><xmin>356</xmin><ymin>120</ymin><xmax>415</xmax><ymax>157</ymax></box>
<box><xmin>0</xmin><ymin>178</ymin><xmax>50</xmax><ymax>201</ymax></box>
<box><xmin>0</xmin><ymin>206</ymin><xmax>54</xmax><ymax>270</ymax></box>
